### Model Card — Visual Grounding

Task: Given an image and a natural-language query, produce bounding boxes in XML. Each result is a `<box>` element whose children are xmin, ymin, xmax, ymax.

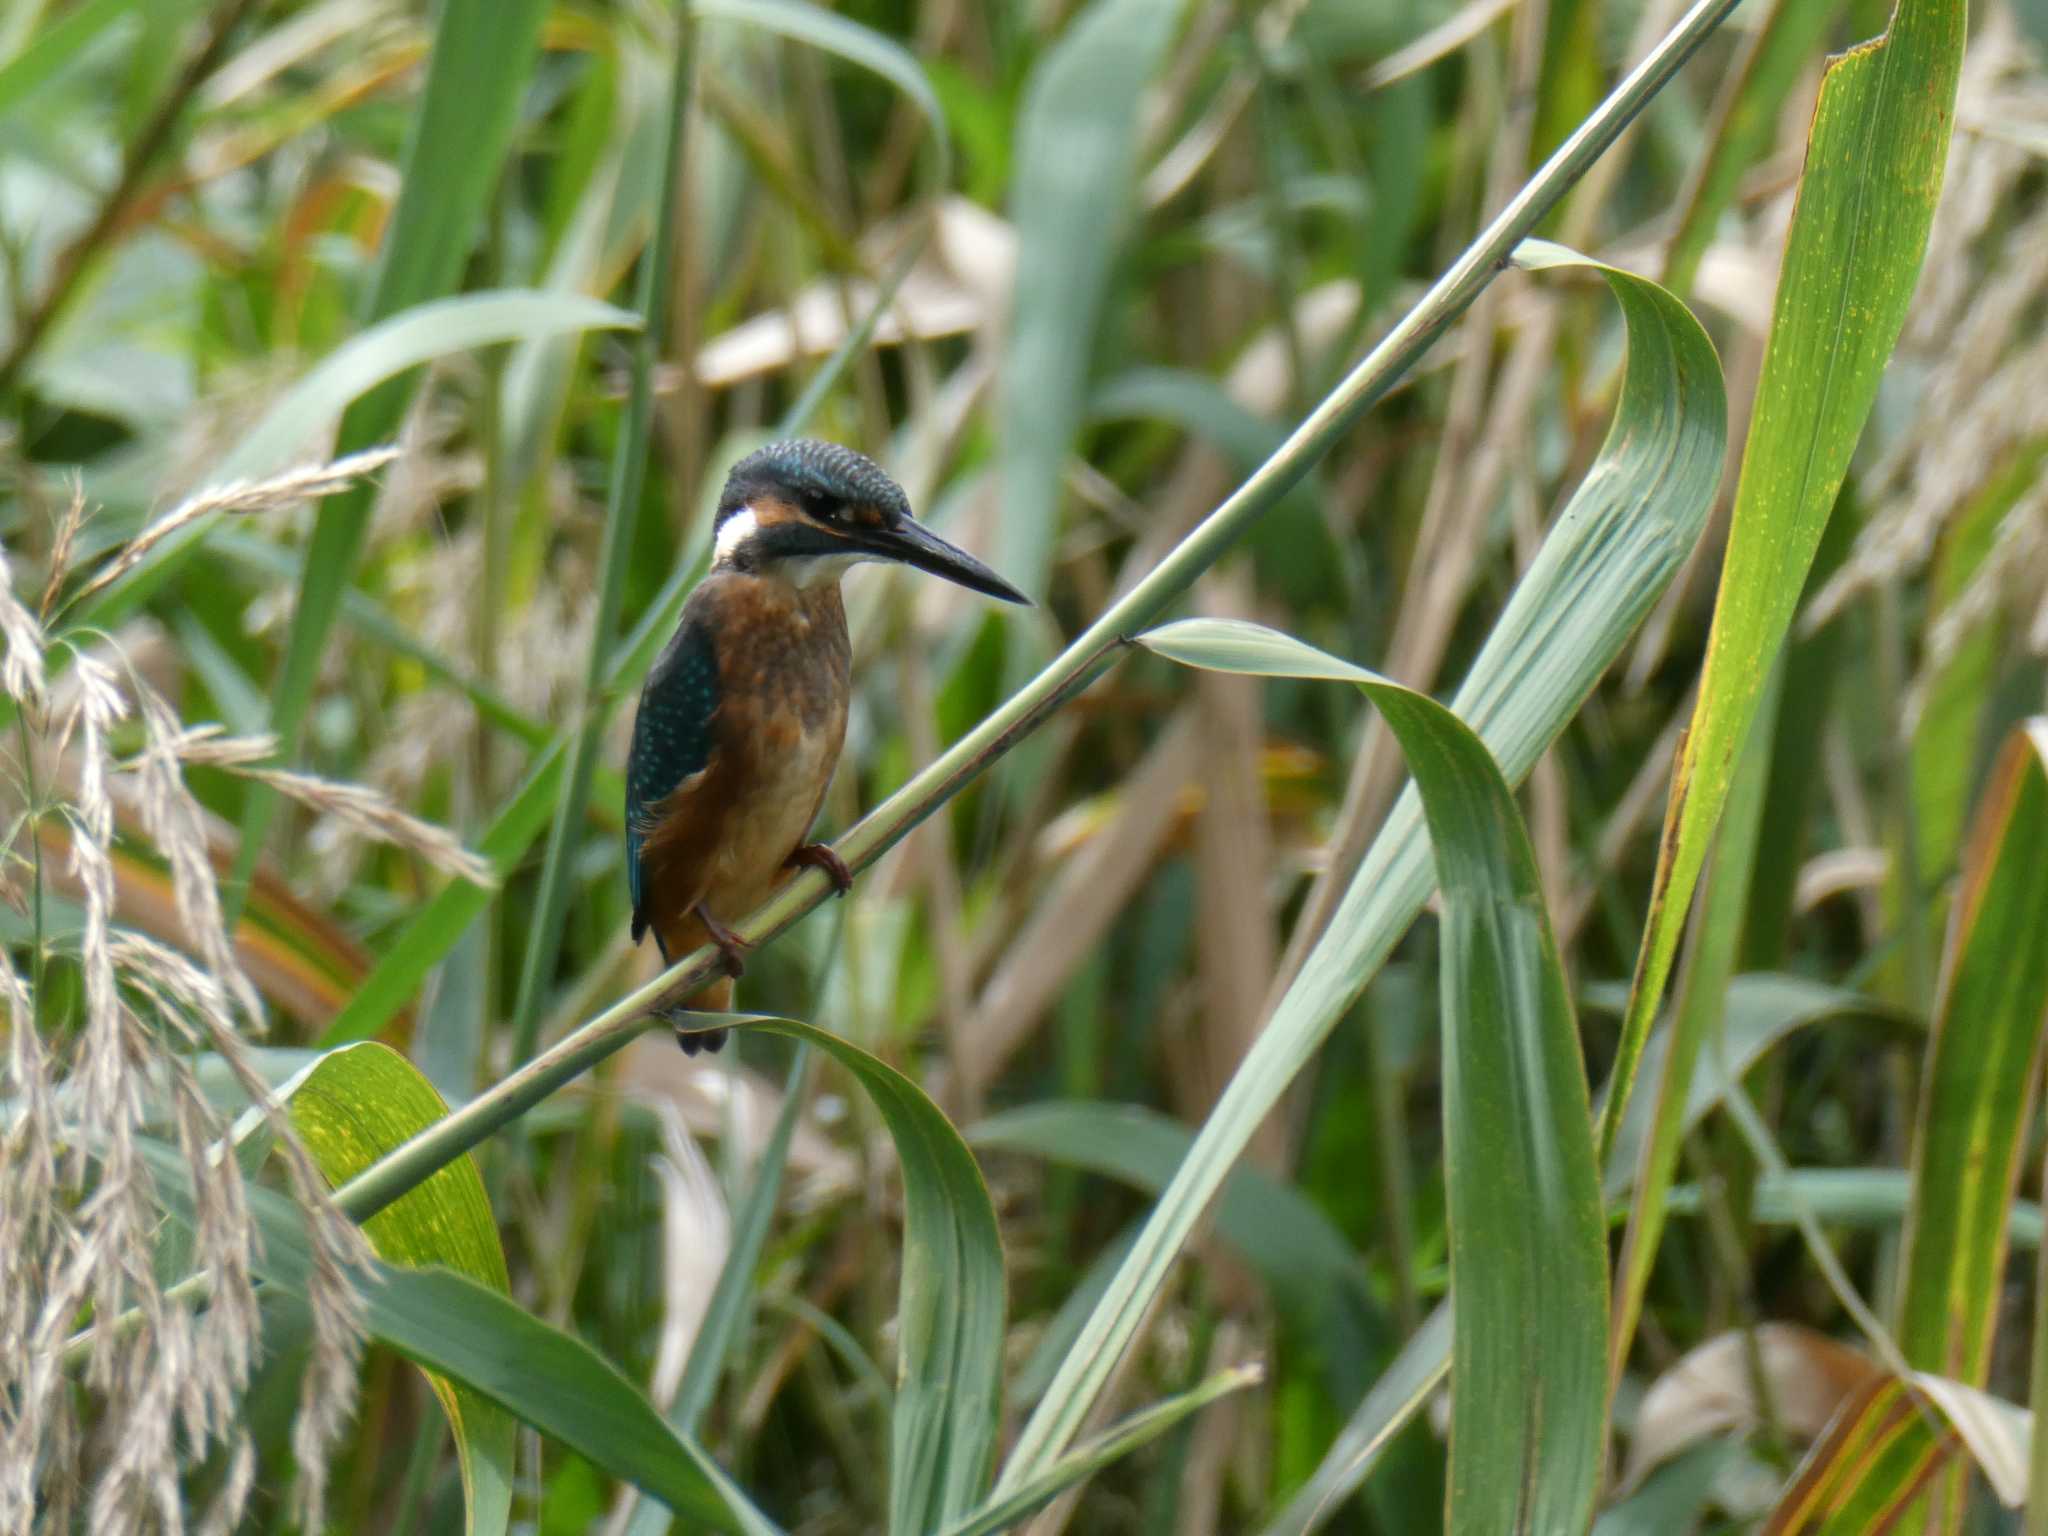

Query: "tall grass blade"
<box><xmin>1260</xmin><ymin>1308</ymin><xmax>1453</xmax><ymax>1536</ymax></box>
<box><xmin>1267</xmin><ymin>976</ymin><xmax>1912</xmax><ymax>1533</ymax></box>
<box><xmin>1608</xmin><ymin>664</ymin><xmax>1781</xmax><ymax>1381</ymax></box>
<box><xmin>1662</xmin><ymin>0</ymin><xmax>1844</xmax><ymax>295</ymax></box>
<box><xmin>691</xmin><ymin>1014</ymin><xmax>1002</xmax><ymax>1535</ymax></box>
<box><xmin>1598</xmin><ymin>0</ymin><xmax>1968</xmax><ymax>1180</ymax></box>
<box><xmin>0</xmin><ymin>0</ymin><xmax>150</xmax><ymax>118</ymax></box>
<box><xmin>1138</xmin><ymin>617</ymin><xmax>1608</xmax><ymax>1534</ymax></box>
<box><xmin>998</xmin><ymin>0</ymin><xmax>1189</xmax><ymax>595</ymax></box>
<box><xmin>697</xmin><ymin>0</ymin><xmax>949</xmax><ymax>185</ymax></box>
<box><xmin>939</xmin><ymin>1365</ymin><xmax>1263</xmax><ymax>1536</ymax></box>
<box><xmin>503</xmin><ymin>9</ymin><xmax>695</xmax><ymax>1067</ymax></box>
<box><xmin>1895</xmin><ymin>719</ymin><xmax>2048</xmax><ymax>1521</ymax></box>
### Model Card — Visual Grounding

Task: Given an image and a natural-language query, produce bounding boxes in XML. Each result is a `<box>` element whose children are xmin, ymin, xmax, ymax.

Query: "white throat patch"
<box><xmin>713</xmin><ymin>503</ymin><xmax>869</xmax><ymax>589</ymax></box>
<box><xmin>713</xmin><ymin>506</ymin><xmax>759</xmax><ymax>567</ymax></box>
<box><xmin>783</xmin><ymin>552</ymin><xmax>865</xmax><ymax>589</ymax></box>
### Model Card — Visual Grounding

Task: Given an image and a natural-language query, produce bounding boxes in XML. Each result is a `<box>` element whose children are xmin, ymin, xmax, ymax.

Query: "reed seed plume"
<box><xmin>1</xmin><ymin>533</ymin><xmax>371</xmax><ymax>1533</ymax></box>
<box><xmin>238</xmin><ymin>762</ymin><xmax>499</xmax><ymax>887</ymax></box>
<box><xmin>63</xmin><ymin>444</ymin><xmax>402</xmax><ymax>614</ymax></box>
<box><xmin>40</xmin><ymin>476</ymin><xmax>89</xmax><ymax>621</ymax></box>
<box><xmin>0</xmin><ymin>535</ymin><xmax>48</xmax><ymax>711</ymax></box>
<box><xmin>1805</xmin><ymin>74</ymin><xmax>2048</xmax><ymax>635</ymax></box>
<box><xmin>1905</xmin><ymin>482</ymin><xmax>2048</xmax><ymax>730</ymax></box>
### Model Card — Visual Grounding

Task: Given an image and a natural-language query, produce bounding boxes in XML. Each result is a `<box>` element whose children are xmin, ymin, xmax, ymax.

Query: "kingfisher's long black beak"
<box><xmin>861</xmin><ymin>518</ymin><xmax>1031</xmax><ymax>604</ymax></box>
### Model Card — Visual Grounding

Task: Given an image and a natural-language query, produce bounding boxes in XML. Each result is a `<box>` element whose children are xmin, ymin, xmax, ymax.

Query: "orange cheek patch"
<box><xmin>851</xmin><ymin>503</ymin><xmax>887</xmax><ymax>529</ymax></box>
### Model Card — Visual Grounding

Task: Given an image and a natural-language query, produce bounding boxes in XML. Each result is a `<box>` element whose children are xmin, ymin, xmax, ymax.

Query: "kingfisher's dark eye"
<box><xmin>798</xmin><ymin>487</ymin><xmax>840</xmax><ymax>521</ymax></box>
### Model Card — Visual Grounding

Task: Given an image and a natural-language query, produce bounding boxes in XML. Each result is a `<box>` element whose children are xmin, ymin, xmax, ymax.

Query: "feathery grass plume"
<box><xmin>0</xmin><ymin>957</ymin><xmax>64</xmax><ymax>1530</ymax></box>
<box><xmin>235</xmin><ymin>762</ymin><xmax>498</xmax><ymax>887</ymax></box>
<box><xmin>1805</xmin><ymin>41</ymin><xmax>2048</xmax><ymax>633</ymax></box>
<box><xmin>129</xmin><ymin>693</ymin><xmax>266</xmax><ymax>1026</ymax></box>
<box><xmin>1905</xmin><ymin>483</ymin><xmax>2048</xmax><ymax>730</ymax></box>
<box><xmin>61</xmin><ymin>444</ymin><xmax>403</xmax><ymax>614</ymax></box>
<box><xmin>1</xmin><ymin>523</ymin><xmax>370</xmax><ymax>1530</ymax></box>
<box><xmin>40</xmin><ymin>476</ymin><xmax>89</xmax><ymax>621</ymax></box>
<box><xmin>0</xmin><ymin>534</ymin><xmax>48</xmax><ymax>711</ymax></box>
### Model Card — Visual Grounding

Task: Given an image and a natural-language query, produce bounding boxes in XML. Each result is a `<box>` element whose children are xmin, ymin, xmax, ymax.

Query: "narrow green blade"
<box><xmin>1897</xmin><ymin>723</ymin><xmax>2048</xmax><ymax>1379</ymax></box>
<box><xmin>998</xmin><ymin>0</ymin><xmax>1188</xmax><ymax>594</ymax></box>
<box><xmin>1600</xmin><ymin>0</ymin><xmax>1968</xmax><ymax>1176</ymax></box>
<box><xmin>232</xmin><ymin>0</ymin><xmax>552</xmax><ymax>892</ymax></box>
<box><xmin>1138</xmin><ymin>617</ymin><xmax>1609</xmax><ymax>1534</ymax></box>
<box><xmin>698</xmin><ymin>1014</ymin><xmax>1004</xmax><ymax>1535</ymax></box>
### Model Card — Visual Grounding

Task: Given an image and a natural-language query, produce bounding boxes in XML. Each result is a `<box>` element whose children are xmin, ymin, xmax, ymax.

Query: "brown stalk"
<box><xmin>1184</xmin><ymin>573</ymin><xmax>1281</xmax><ymax>1167</ymax></box>
<box><xmin>946</xmin><ymin>710</ymin><xmax>1201</xmax><ymax>1109</ymax></box>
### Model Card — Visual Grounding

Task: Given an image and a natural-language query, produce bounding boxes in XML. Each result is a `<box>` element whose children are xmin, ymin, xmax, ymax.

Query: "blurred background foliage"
<box><xmin>6</xmin><ymin>0</ymin><xmax>2048</xmax><ymax>1530</ymax></box>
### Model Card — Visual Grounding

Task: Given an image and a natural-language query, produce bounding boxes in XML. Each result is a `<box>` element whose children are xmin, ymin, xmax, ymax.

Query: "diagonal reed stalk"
<box><xmin>330</xmin><ymin>0</ymin><xmax>1744</xmax><ymax>1227</ymax></box>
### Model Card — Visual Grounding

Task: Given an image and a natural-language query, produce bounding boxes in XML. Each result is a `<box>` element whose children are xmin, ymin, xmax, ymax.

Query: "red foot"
<box><xmin>693</xmin><ymin>903</ymin><xmax>750</xmax><ymax>978</ymax></box>
<box><xmin>786</xmin><ymin>841</ymin><xmax>854</xmax><ymax>896</ymax></box>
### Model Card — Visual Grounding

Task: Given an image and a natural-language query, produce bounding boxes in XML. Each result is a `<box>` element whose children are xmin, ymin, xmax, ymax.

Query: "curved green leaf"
<box><xmin>694</xmin><ymin>0</ymin><xmax>949</xmax><ymax>186</ymax></box>
<box><xmin>366</xmin><ymin>1266</ymin><xmax>781</xmax><ymax>1536</ymax></box>
<box><xmin>75</xmin><ymin>289</ymin><xmax>638</xmax><ymax>627</ymax></box>
<box><xmin>693</xmin><ymin>1014</ymin><xmax>1003</xmax><ymax>1535</ymax></box>
<box><xmin>283</xmin><ymin>1043</ymin><xmax>513</xmax><ymax>1536</ymax></box>
<box><xmin>1137</xmin><ymin>615</ymin><xmax>1609</xmax><ymax>1535</ymax></box>
<box><xmin>1001</xmin><ymin>243</ymin><xmax>1725</xmax><ymax>1489</ymax></box>
<box><xmin>132</xmin><ymin>1135</ymin><xmax>776</xmax><ymax>1536</ymax></box>
<box><xmin>1264</xmin><ymin>974</ymin><xmax>1910</xmax><ymax>1535</ymax></box>
<box><xmin>218</xmin><ymin>289</ymin><xmax>640</xmax><ymax>487</ymax></box>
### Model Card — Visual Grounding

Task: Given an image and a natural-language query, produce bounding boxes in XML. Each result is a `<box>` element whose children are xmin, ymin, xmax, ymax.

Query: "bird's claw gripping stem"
<box><xmin>785</xmin><ymin>841</ymin><xmax>854</xmax><ymax>896</ymax></box>
<box><xmin>692</xmin><ymin>903</ymin><xmax>750</xmax><ymax>978</ymax></box>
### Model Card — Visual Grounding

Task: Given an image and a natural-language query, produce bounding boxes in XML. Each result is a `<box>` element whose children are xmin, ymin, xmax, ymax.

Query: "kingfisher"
<box><xmin>626</xmin><ymin>439</ymin><xmax>1030</xmax><ymax>1052</ymax></box>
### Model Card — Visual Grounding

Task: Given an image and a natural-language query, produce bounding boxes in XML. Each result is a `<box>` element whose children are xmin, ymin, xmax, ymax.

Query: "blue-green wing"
<box><xmin>626</xmin><ymin>609</ymin><xmax>719</xmax><ymax>942</ymax></box>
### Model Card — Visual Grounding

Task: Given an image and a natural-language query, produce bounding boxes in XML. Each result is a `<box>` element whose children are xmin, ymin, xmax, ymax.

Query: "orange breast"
<box><xmin>637</xmin><ymin>573</ymin><xmax>850</xmax><ymax>964</ymax></box>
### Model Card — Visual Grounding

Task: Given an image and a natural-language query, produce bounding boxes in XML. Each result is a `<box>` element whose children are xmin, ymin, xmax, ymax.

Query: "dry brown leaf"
<box><xmin>1623</xmin><ymin>1323</ymin><xmax>1878</xmax><ymax>1492</ymax></box>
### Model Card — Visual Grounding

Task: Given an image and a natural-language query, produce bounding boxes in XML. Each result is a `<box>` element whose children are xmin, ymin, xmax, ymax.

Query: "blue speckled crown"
<box><xmin>716</xmin><ymin>440</ymin><xmax>910</xmax><ymax>525</ymax></box>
